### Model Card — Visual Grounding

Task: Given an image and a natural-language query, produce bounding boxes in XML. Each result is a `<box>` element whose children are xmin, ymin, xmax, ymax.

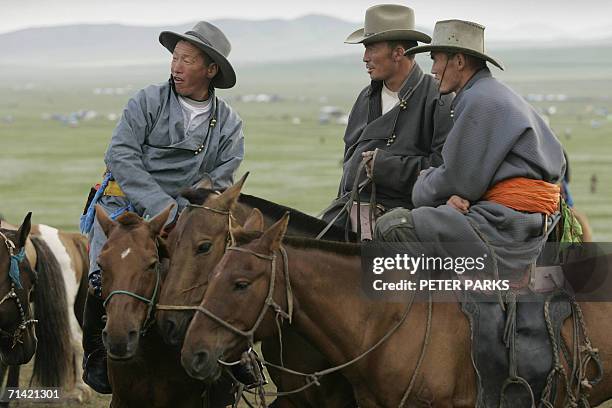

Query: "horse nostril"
<box><xmin>128</xmin><ymin>330</ymin><xmax>138</xmax><ymax>344</ymax></box>
<box><xmin>164</xmin><ymin>319</ymin><xmax>175</xmax><ymax>336</ymax></box>
<box><xmin>101</xmin><ymin>329</ymin><xmax>108</xmax><ymax>345</ymax></box>
<box><xmin>191</xmin><ymin>350</ymin><xmax>209</xmax><ymax>374</ymax></box>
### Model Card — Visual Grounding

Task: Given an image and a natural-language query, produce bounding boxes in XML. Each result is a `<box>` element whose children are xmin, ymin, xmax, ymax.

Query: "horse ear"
<box><xmin>149</xmin><ymin>204</ymin><xmax>175</xmax><ymax>237</ymax></box>
<box><xmin>16</xmin><ymin>212</ymin><xmax>32</xmax><ymax>249</ymax></box>
<box><xmin>259</xmin><ymin>212</ymin><xmax>289</xmax><ymax>252</ymax></box>
<box><xmin>194</xmin><ymin>174</ymin><xmax>214</xmax><ymax>190</ymax></box>
<box><xmin>243</xmin><ymin>208</ymin><xmax>264</xmax><ymax>232</ymax></box>
<box><xmin>216</xmin><ymin>172</ymin><xmax>249</xmax><ymax>211</ymax></box>
<box><xmin>95</xmin><ymin>205</ymin><xmax>117</xmax><ymax>238</ymax></box>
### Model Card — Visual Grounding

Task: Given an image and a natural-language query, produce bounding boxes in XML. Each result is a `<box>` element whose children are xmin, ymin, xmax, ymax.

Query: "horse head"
<box><xmin>0</xmin><ymin>213</ymin><xmax>38</xmax><ymax>365</ymax></box>
<box><xmin>180</xmin><ymin>213</ymin><xmax>289</xmax><ymax>382</ymax></box>
<box><xmin>157</xmin><ymin>173</ymin><xmax>250</xmax><ymax>347</ymax></box>
<box><xmin>95</xmin><ymin>204</ymin><xmax>172</xmax><ymax>360</ymax></box>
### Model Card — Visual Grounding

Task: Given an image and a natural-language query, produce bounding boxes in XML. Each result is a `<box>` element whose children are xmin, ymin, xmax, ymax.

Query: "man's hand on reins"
<box><xmin>362</xmin><ymin>150</ymin><xmax>376</xmax><ymax>178</ymax></box>
<box><xmin>447</xmin><ymin>195</ymin><xmax>470</xmax><ymax>214</ymax></box>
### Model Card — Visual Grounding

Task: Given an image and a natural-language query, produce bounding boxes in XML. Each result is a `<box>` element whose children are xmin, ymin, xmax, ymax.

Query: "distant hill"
<box><xmin>0</xmin><ymin>16</ymin><xmax>364</xmax><ymax>67</ymax></box>
<box><xmin>4</xmin><ymin>15</ymin><xmax>611</xmax><ymax>69</ymax></box>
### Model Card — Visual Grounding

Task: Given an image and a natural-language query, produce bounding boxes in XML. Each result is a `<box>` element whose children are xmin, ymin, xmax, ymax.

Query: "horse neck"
<box><xmin>279</xmin><ymin>244</ymin><xmax>393</xmax><ymax>365</ymax></box>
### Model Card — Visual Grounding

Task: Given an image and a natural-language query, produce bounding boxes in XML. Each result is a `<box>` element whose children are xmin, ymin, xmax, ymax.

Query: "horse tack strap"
<box><xmin>0</xmin><ymin>230</ymin><xmax>26</xmax><ymax>289</ymax></box>
<box><xmin>186</xmin><ymin>203</ymin><xmax>237</xmax><ymax>246</ymax></box>
<box><xmin>103</xmin><ymin>261</ymin><xmax>162</xmax><ymax>335</ymax></box>
<box><xmin>186</xmin><ymin>203</ymin><xmax>232</xmax><ymax>216</ymax></box>
<box><xmin>226</xmin><ymin>246</ymin><xmax>293</xmax><ymax>323</ymax></box>
<box><xmin>156</xmin><ymin>245</ymin><xmax>293</xmax><ymax>344</ymax></box>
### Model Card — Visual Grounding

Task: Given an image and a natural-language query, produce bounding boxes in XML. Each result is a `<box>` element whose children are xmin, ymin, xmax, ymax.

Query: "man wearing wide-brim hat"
<box><xmin>321</xmin><ymin>4</ymin><xmax>454</xmax><ymax>240</ymax></box>
<box><xmin>80</xmin><ymin>21</ymin><xmax>244</xmax><ymax>398</ymax></box>
<box><xmin>374</xmin><ymin>20</ymin><xmax>567</xmax><ymax>406</ymax></box>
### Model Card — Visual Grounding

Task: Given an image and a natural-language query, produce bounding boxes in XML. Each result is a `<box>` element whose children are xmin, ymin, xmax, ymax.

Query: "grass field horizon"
<box><xmin>1</xmin><ymin>50</ymin><xmax>611</xmax><ymax>238</ymax></box>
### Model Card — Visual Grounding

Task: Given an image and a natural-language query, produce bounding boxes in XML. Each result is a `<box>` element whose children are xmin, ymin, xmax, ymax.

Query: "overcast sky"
<box><xmin>2</xmin><ymin>0</ymin><xmax>610</xmax><ymax>39</ymax></box>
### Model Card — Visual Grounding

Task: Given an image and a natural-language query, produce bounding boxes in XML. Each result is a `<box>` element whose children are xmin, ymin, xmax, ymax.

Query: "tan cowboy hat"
<box><xmin>345</xmin><ymin>4</ymin><xmax>431</xmax><ymax>45</ymax></box>
<box><xmin>405</xmin><ymin>19</ymin><xmax>504</xmax><ymax>70</ymax></box>
<box><xmin>159</xmin><ymin>21</ymin><xmax>236</xmax><ymax>89</ymax></box>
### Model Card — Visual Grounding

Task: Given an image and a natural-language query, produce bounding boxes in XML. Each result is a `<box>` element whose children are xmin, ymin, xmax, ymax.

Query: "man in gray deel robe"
<box><xmin>374</xmin><ymin>20</ymin><xmax>568</xmax><ymax>406</ymax></box>
<box><xmin>375</xmin><ymin>19</ymin><xmax>565</xmax><ymax>282</ymax></box>
<box><xmin>321</xmin><ymin>4</ymin><xmax>453</xmax><ymax>240</ymax></box>
<box><xmin>80</xmin><ymin>22</ymin><xmax>244</xmax><ymax>394</ymax></box>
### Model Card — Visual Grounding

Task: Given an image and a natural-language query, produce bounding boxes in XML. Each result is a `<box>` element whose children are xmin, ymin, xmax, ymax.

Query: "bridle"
<box><xmin>158</xmin><ymin>245</ymin><xmax>293</xmax><ymax>346</ymax></box>
<box><xmin>0</xmin><ymin>230</ymin><xmax>38</xmax><ymax>349</ymax></box>
<box><xmin>155</xmin><ymin>202</ymin><xmax>247</xmax><ymax>320</ymax></box>
<box><xmin>103</xmin><ymin>258</ymin><xmax>162</xmax><ymax>337</ymax></box>
<box><xmin>102</xmin><ymin>202</ymin><xmax>235</xmax><ymax>337</ymax></box>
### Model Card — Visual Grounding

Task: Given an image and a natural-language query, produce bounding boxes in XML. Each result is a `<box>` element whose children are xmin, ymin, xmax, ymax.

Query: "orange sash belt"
<box><xmin>483</xmin><ymin>177</ymin><xmax>560</xmax><ymax>215</ymax></box>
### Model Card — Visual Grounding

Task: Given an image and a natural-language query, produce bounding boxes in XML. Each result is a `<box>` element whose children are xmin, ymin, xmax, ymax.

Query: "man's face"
<box><xmin>362</xmin><ymin>42</ymin><xmax>396</xmax><ymax>82</ymax></box>
<box><xmin>171</xmin><ymin>40</ymin><xmax>215</xmax><ymax>99</ymax></box>
<box><xmin>430</xmin><ymin>52</ymin><xmax>460</xmax><ymax>94</ymax></box>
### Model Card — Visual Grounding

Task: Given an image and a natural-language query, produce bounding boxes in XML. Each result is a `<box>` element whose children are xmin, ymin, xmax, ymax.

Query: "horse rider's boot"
<box><xmin>82</xmin><ymin>290</ymin><xmax>112</xmax><ymax>394</ymax></box>
<box><xmin>230</xmin><ymin>350</ymin><xmax>268</xmax><ymax>390</ymax></box>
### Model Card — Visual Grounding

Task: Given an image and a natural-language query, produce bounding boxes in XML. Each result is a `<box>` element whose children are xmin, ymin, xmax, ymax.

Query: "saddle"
<box><xmin>461</xmin><ymin>281</ymin><xmax>568</xmax><ymax>407</ymax></box>
<box><xmin>461</xmin><ymin>259</ymin><xmax>601</xmax><ymax>407</ymax></box>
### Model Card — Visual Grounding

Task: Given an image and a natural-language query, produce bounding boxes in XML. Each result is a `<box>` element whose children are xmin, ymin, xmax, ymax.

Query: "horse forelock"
<box><xmin>116</xmin><ymin>212</ymin><xmax>145</xmax><ymax>228</ymax></box>
<box><xmin>181</xmin><ymin>187</ymin><xmax>218</xmax><ymax>206</ymax></box>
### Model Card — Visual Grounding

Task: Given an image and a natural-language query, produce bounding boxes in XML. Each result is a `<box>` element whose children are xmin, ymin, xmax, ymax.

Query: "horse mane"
<box><xmin>29</xmin><ymin>236</ymin><xmax>71</xmax><ymax>387</ymax></box>
<box><xmin>234</xmin><ymin>230</ymin><xmax>361</xmax><ymax>257</ymax></box>
<box><xmin>116</xmin><ymin>212</ymin><xmax>145</xmax><ymax>227</ymax></box>
<box><xmin>181</xmin><ymin>187</ymin><xmax>355</xmax><ymax>241</ymax></box>
<box><xmin>239</xmin><ymin>193</ymin><xmax>348</xmax><ymax>239</ymax></box>
<box><xmin>283</xmin><ymin>236</ymin><xmax>361</xmax><ymax>256</ymax></box>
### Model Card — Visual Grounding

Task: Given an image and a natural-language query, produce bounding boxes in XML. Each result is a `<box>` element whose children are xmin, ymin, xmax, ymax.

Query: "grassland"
<box><xmin>1</xmin><ymin>50</ymin><xmax>611</xmax><ymax>238</ymax></box>
<box><xmin>1</xmin><ymin>48</ymin><xmax>611</xmax><ymax>406</ymax></box>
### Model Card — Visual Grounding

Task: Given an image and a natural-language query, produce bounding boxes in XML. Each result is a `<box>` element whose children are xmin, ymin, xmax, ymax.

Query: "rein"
<box><xmin>0</xmin><ymin>231</ymin><xmax>38</xmax><ymax>349</ymax></box>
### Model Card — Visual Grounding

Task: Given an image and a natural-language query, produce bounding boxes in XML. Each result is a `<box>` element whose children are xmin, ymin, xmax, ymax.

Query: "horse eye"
<box><xmin>197</xmin><ymin>241</ymin><xmax>212</xmax><ymax>254</ymax></box>
<box><xmin>148</xmin><ymin>261</ymin><xmax>157</xmax><ymax>271</ymax></box>
<box><xmin>234</xmin><ymin>281</ymin><xmax>250</xmax><ymax>291</ymax></box>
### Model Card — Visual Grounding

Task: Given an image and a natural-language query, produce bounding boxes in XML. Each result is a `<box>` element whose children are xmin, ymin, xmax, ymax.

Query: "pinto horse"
<box><xmin>157</xmin><ymin>175</ymin><xmax>356</xmax><ymax>407</ymax></box>
<box><xmin>94</xmin><ymin>205</ymin><xmax>232</xmax><ymax>408</ymax></box>
<box><xmin>0</xmin><ymin>218</ymin><xmax>90</xmax><ymax>402</ymax></box>
<box><xmin>0</xmin><ymin>214</ymin><xmax>77</xmax><ymax>402</ymax></box>
<box><xmin>180</xmin><ymin>214</ymin><xmax>612</xmax><ymax>408</ymax></box>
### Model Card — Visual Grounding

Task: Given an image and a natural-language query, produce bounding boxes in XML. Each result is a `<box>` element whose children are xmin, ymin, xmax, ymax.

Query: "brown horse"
<box><xmin>157</xmin><ymin>176</ymin><xmax>356</xmax><ymax>407</ymax></box>
<box><xmin>94</xmin><ymin>205</ymin><xmax>231</xmax><ymax>408</ymax></box>
<box><xmin>181</xmin><ymin>214</ymin><xmax>612</xmax><ymax>408</ymax></box>
<box><xmin>0</xmin><ymin>218</ymin><xmax>90</xmax><ymax>402</ymax></box>
<box><xmin>0</xmin><ymin>214</ymin><xmax>75</xmax><ymax>400</ymax></box>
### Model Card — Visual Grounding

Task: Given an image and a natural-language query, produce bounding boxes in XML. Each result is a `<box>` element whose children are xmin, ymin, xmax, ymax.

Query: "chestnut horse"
<box><xmin>94</xmin><ymin>205</ymin><xmax>232</xmax><ymax>408</ymax></box>
<box><xmin>181</xmin><ymin>214</ymin><xmax>612</xmax><ymax>407</ymax></box>
<box><xmin>0</xmin><ymin>214</ymin><xmax>76</xmax><ymax>403</ymax></box>
<box><xmin>157</xmin><ymin>176</ymin><xmax>356</xmax><ymax>407</ymax></box>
